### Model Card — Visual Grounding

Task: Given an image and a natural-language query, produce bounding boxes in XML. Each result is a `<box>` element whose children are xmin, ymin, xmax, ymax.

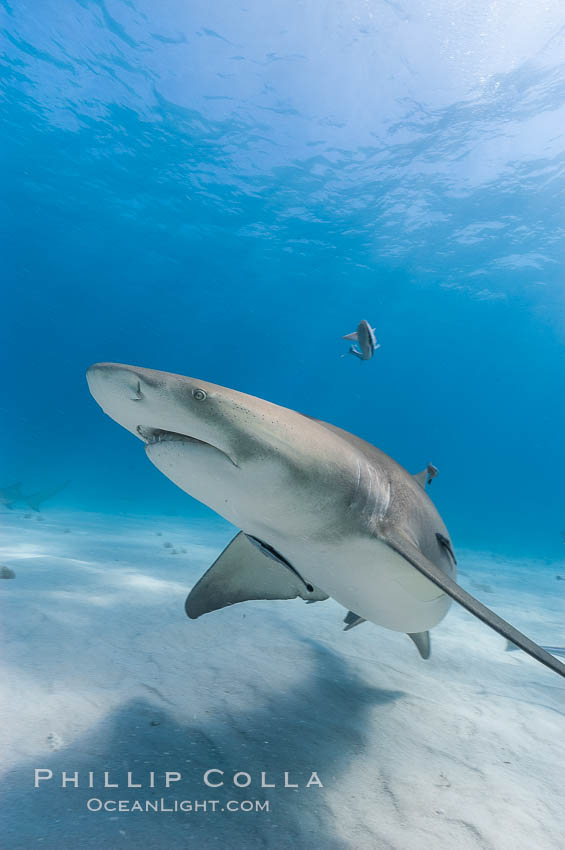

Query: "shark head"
<box><xmin>86</xmin><ymin>363</ymin><xmax>360</xmax><ymax>538</ymax></box>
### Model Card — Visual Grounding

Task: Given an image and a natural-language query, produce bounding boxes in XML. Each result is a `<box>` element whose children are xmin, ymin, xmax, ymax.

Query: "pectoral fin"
<box><xmin>185</xmin><ymin>532</ymin><xmax>328</xmax><ymax>619</ymax></box>
<box><xmin>342</xmin><ymin>331</ymin><xmax>358</xmax><ymax>340</ymax></box>
<box><xmin>383</xmin><ymin>529</ymin><xmax>565</xmax><ymax>679</ymax></box>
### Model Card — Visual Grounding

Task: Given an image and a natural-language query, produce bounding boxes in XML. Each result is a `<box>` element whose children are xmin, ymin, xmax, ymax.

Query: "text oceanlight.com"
<box><xmin>86</xmin><ymin>798</ymin><xmax>270</xmax><ymax>813</ymax></box>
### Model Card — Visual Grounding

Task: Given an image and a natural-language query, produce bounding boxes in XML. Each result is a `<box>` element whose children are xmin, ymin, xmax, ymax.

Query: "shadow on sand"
<box><xmin>0</xmin><ymin>636</ymin><xmax>405</xmax><ymax>850</ymax></box>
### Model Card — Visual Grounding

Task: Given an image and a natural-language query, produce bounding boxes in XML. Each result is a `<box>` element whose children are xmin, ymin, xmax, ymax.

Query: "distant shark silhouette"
<box><xmin>87</xmin><ymin>362</ymin><xmax>565</xmax><ymax>680</ymax></box>
<box><xmin>0</xmin><ymin>480</ymin><xmax>69</xmax><ymax>511</ymax></box>
<box><xmin>23</xmin><ymin>481</ymin><xmax>70</xmax><ymax>512</ymax></box>
<box><xmin>0</xmin><ymin>482</ymin><xmax>24</xmax><ymax>510</ymax></box>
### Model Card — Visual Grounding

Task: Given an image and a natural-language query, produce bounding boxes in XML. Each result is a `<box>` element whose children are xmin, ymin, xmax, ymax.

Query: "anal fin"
<box><xmin>408</xmin><ymin>631</ymin><xmax>431</xmax><ymax>659</ymax></box>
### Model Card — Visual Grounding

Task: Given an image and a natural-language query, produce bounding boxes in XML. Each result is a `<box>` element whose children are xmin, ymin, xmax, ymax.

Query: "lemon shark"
<box><xmin>0</xmin><ymin>480</ymin><xmax>69</xmax><ymax>512</ymax></box>
<box><xmin>86</xmin><ymin>362</ymin><xmax>565</xmax><ymax>680</ymax></box>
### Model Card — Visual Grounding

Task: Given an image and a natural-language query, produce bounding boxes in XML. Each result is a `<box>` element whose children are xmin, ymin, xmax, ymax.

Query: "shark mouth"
<box><xmin>137</xmin><ymin>425</ymin><xmax>205</xmax><ymax>447</ymax></box>
<box><xmin>136</xmin><ymin>426</ymin><xmax>239</xmax><ymax>467</ymax></box>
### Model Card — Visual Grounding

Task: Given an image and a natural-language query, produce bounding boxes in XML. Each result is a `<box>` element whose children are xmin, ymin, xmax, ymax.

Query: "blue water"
<box><xmin>2</xmin><ymin>0</ymin><xmax>565</xmax><ymax>560</ymax></box>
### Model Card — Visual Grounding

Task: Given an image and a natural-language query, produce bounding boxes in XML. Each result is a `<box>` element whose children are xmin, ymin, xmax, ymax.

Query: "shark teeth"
<box><xmin>136</xmin><ymin>426</ymin><xmax>207</xmax><ymax>447</ymax></box>
<box><xmin>137</xmin><ymin>426</ymin><xmax>185</xmax><ymax>444</ymax></box>
<box><xmin>136</xmin><ymin>425</ymin><xmax>239</xmax><ymax>467</ymax></box>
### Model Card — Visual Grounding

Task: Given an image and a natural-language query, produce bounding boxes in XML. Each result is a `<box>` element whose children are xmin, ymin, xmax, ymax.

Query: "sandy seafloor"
<box><xmin>0</xmin><ymin>510</ymin><xmax>563</xmax><ymax>850</ymax></box>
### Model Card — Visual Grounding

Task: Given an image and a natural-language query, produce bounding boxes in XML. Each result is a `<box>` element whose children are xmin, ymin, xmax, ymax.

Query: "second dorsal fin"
<box><xmin>343</xmin><ymin>611</ymin><xmax>366</xmax><ymax>631</ymax></box>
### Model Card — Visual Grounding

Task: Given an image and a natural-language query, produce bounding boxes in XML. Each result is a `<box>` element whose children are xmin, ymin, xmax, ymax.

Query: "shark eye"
<box><xmin>192</xmin><ymin>388</ymin><xmax>207</xmax><ymax>401</ymax></box>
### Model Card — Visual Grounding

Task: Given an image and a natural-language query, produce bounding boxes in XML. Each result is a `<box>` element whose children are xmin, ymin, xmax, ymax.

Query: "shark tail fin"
<box><xmin>383</xmin><ymin>529</ymin><xmax>565</xmax><ymax>680</ymax></box>
<box><xmin>25</xmin><ymin>497</ymin><xmax>42</xmax><ymax>512</ymax></box>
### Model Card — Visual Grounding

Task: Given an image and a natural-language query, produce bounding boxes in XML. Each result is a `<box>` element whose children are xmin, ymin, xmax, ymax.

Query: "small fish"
<box><xmin>342</xmin><ymin>319</ymin><xmax>380</xmax><ymax>361</ymax></box>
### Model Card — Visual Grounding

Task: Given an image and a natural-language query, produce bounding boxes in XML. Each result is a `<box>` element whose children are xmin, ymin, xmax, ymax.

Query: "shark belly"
<box><xmin>276</xmin><ymin>536</ymin><xmax>452</xmax><ymax>634</ymax></box>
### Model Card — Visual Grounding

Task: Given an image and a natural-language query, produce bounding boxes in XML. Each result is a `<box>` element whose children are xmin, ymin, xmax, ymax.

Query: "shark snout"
<box><xmin>86</xmin><ymin>362</ymin><xmax>168</xmax><ymax>439</ymax></box>
<box><xmin>86</xmin><ymin>362</ymin><xmax>233</xmax><ymax>456</ymax></box>
<box><xmin>87</xmin><ymin>362</ymin><xmax>147</xmax><ymax>398</ymax></box>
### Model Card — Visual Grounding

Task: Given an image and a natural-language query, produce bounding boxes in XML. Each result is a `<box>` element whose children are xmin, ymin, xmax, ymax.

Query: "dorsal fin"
<box><xmin>414</xmin><ymin>464</ymin><xmax>438</xmax><ymax>489</ymax></box>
